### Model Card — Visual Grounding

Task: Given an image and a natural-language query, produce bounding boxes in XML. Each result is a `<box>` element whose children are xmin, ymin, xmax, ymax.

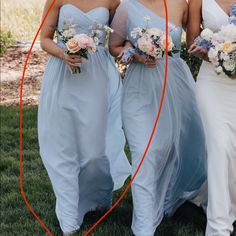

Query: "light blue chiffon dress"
<box><xmin>111</xmin><ymin>1</ymin><xmax>207</xmax><ymax>235</ymax></box>
<box><xmin>38</xmin><ymin>4</ymin><xmax>131</xmax><ymax>233</ymax></box>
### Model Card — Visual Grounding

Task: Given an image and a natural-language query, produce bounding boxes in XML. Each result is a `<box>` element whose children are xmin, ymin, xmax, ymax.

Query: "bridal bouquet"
<box><xmin>195</xmin><ymin>4</ymin><xmax>236</xmax><ymax>78</ymax></box>
<box><xmin>120</xmin><ymin>16</ymin><xmax>179</xmax><ymax>63</ymax></box>
<box><xmin>57</xmin><ymin>21</ymin><xmax>113</xmax><ymax>74</ymax></box>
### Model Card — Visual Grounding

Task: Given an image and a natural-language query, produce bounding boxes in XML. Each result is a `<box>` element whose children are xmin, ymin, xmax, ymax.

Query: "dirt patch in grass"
<box><xmin>0</xmin><ymin>43</ymin><xmax>127</xmax><ymax>107</ymax></box>
<box><xmin>0</xmin><ymin>43</ymin><xmax>48</xmax><ymax>106</ymax></box>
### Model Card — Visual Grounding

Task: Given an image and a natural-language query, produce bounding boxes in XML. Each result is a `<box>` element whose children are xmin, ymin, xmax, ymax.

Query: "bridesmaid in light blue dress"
<box><xmin>110</xmin><ymin>0</ymin><xmax>207</xmax><ymax>235</ymax></box>
<box><xmin>38</xmin><ymin>0</ymin><xmax>131</xmax><ymax>234</ymax></box>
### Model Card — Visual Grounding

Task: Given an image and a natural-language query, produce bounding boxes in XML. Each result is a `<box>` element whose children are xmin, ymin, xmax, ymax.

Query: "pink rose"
<box><xmin>160</xmin><ymin>35</ymin><xmax>174</xmax><ymax>51</ymax></box>
<box><xmin>138</xmin><ymin>37</ymin><xmax>153</xmax><ymax>53</ymax></box>
<box><xmin>74</xmin><ymin>34</ymin><xmax>94</xmax><ymax>49</ymax></box>
<box><xmin>146</xmin><ymin>45</ymin><xmax>157</xmax><ymax>57</ymax></box>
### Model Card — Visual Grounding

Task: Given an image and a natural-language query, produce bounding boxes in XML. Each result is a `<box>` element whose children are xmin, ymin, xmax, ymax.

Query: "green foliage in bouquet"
<box><xmin>181</xmin><ymin>42</ymin><xmax>202</xmax><ymax>80</ymax></box>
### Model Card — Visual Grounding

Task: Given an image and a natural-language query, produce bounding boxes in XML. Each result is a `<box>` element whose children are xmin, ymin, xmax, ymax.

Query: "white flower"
<box><xmin>215</xmin><ymin>66</ymin><xmax>223</xmax><ymax>74</ymax></box>
<box><xmin>200</xmin><ymin>28</ymin><xmax>214</xmax><ymax>41</ymax></box>
<box><xmin>137</xmin><ymin>36</ymin><xmax>153</xmax><ymax>53</ymax></box>
<box><xmin>104</xmin><ymin>25</ymin><xmax>114</xmax><ymax>33</ymax></box>
<box><xmin>214</xmin><ymin>43</ymin><xmax>224</xmax><ymax>52</ymax></box>
<box><xmin>218</xmin><ymin>24</ymin><xmax>236</xmax><ymax>42</ymax></box>
<box><xmin>220</xmin><ymin>52</ymin><xmax>230</xmax><ymax>61</ymax></box>
<box><xmin>208</xmin><ymin>47</ymin><xmax>220</xmax><ymax>66</ymax></box>
<box><xmin>223</xmin><ymin>59</ymin><xmax>236</xmax><ymax>72</ymax></box>
<box><xmin>62</xmin><ymin>29</ymin><xmax>76</xmax><ymax>38</ymax></box>
<box><xmin>93</xmin><ymin>37</ymin><xmax>100</xmax><ymax>46</ymax></box>
<box><xmin>143</xmin><ymin>15</ymin><xmax>151</xmax><ymax>23</ymax></box>
<box><xmin>131</xmin><ymin>27</ymin><xmax>143</xmax><ymax>39</ymax></box>
<box><xmin>146</xmin><ymin>28</ymin><xmax>163</xmax><ymax>38</ymax></box>
<box><xmin>96</xmin><ymin>23</ymin><xmax>103</xmax><ymax>29</ymax></box>
<box><xmin>208</xmin><ymin>48</ymin><xmax>218</xmax><ymax>60</ymax></box>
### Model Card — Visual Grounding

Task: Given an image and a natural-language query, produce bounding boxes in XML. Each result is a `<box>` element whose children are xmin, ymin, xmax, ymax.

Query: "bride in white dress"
<box><xmin>187</xmin><ymin>0</ymin><xmax>236</xmax><ymax>235</ymax></box>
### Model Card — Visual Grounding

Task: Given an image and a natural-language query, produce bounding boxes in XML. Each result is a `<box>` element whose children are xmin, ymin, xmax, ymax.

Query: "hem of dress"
<box><xmin>113</xmin><ymin>173</ymin><xmax>131</xmax><ymax>191</ymax></box>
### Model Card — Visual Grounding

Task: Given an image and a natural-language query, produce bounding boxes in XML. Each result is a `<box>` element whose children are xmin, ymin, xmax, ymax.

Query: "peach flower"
<box><xmin>66</xmin><ymin>38</ymin><xmax>81</xmax><ymax>53</ymax></box>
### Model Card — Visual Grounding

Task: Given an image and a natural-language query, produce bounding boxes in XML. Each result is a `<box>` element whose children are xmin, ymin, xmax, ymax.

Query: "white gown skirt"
<box><xmin>196</xmin><ymin>61</ymin><xmax>236</xmax><ymax>236</ymax></box>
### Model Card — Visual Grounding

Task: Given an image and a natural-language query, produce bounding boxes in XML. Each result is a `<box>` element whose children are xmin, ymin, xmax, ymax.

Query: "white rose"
<box><xmin>137</xmin><ymin>36</ymin><xmax>153</xmax><ymax>53</ymax></box>
<box><xmin>220</xmin><ymin>52</ymin><xmax>230</xmax><ymax>61</ymax></box>
<box><xmin>200</xmin><ymin>28</ymin><xmax>214</xmax><ymax>41</ymax></box>
<box><xmin>223</xmin><ymin>59</ymin><xmax>236</xmax><ymax>72</ymax></box>
<box><xmin>215</xmin><ymin>66</ymin><xmax>223</xmax><ymax>74</ymax></box>
<box><xmin>208</xmin><ymin>48</ymin><xmax>218</xmax><ymax>60</ymax></box>
<box><xmin>218</xmin><ymin>24</ymin><xmax>236</xmax><ymax>42</ymax></box>
<box><xmin>215</xmin><ymin>43</ymin><xmax>224</xmax><ymax>52</ymax></box>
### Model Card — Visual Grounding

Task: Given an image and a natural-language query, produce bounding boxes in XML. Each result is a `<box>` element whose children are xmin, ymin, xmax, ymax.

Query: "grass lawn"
<box><xmin>1</xmin><ymin>106</ymin><xmax>233</xmax><ymax>236</ymax></box>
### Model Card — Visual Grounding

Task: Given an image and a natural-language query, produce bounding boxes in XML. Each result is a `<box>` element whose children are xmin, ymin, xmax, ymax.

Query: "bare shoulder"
<box><xmin>44</xmin><ymin>0</ymin><xmax>61</xmax><ymax>9</ymax></box>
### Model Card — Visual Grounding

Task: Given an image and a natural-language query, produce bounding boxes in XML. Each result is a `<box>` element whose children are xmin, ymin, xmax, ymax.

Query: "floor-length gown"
<box><xmin>38</xmin><ymin>4</ymin><xmax>131</xmax><ymax>233</ymax></box>
<box><xmin>111</xmin><ymin>1</ymin><xmax>207</xmax><ymax>235</ymax></box>
<box><xmin>196</xmin><ymin>0</ymin><xmax>236</xmax><ymax>235</ymax></box>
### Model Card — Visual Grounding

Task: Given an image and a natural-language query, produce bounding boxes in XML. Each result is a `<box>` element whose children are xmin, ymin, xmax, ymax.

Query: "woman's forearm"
<box><xmin>40</xmin><ymin>38</ymin><xmax>64</xmax><ymax>59</ymax></box>
<box><xmin>110</xmin><ymin>41</ymin><xmax>134</xmax><ymax>57</ymax></box>
<box><xmin>109</xmin><ymin>45</ymin><xmax>125</xmax><ymax>57</ymax></box>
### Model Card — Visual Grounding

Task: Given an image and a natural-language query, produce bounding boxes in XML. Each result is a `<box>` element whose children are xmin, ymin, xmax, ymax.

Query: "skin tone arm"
<box><xmin>108</xmin><ymin>0</ymin><xmax>135</xmax><ymax>65</ymax></box>
<box><xmin>40</xmin><ymin>0</ymin><xmax>82</xmax><ymax>68</ymax></box>
<box><xmin>187</xmin><ymin>0</ymin><xmax>209</xmax><ymax>61</ymax></box>
<box><xmin>182</xmin><ymin>0</ymin><xmax>188</xmax><ymax>31</ymax></box>
<box><xmin>109</xmin><ymin>0</ymin><xmax>120</xmax><ymax>23</ymax></box>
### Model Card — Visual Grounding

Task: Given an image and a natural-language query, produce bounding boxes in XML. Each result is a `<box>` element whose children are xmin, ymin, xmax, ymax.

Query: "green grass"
<box><xmin>1</xmin><ymin>106</ymin><xmax>232</xmax><ymax>236</ymax></box>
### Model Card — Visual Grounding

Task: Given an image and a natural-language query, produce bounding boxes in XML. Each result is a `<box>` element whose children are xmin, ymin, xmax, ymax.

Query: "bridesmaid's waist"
<box><xmin>47</xmin><ymin>46</ymin><xmax>112</xmax><ymax>65</ymax></box>
<box><xmin>57</xmin><ymin>40</ymin><xmax>107</xmax><ymax>50</ymax></box>
<box><xmin>130</xmin><ymin>55</ymin><xmax>182</xmax><ymax>67</ymax></box>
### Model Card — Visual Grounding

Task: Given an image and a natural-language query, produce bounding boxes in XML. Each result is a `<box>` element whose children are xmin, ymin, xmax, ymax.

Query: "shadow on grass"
<box><xmin>78</xmin><ymin>201</ymin><xmax>206</xmax><ymax>236</ymax></box>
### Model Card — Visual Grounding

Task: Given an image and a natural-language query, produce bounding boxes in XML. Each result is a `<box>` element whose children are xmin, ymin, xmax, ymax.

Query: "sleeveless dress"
<box><xmin>38</xmin><ymin>4</ymin><xmax>131</xmax><ymax>233</ymax></box>
<box><xmin>196</xmin><ymin>0</ymin><xmax>236</xmax><ymax>235</ymax></box>
<box><xmin>111</xmin><ymin>1</ymin><xmax>207</xmax><ymax>235</ymax></box>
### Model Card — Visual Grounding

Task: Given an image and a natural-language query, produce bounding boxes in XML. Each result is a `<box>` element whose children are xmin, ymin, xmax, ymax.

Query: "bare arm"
<box><xmin>187</xmin><ymin>0</ymin><xmax>202</xmax><ymax>48</ymax></box>
<box><xmin>109</xmin><ymin>1</ymin><xmax>129</xmax><ymax>58</ymax></box>
<box><xmin>40</xmin><ymin>0</ymin><xmax>64</xmax><ymax>59</ymax></box>
<box><xmin>109</xmin><ymin>0</ymin><xmax>120</xmax><ymax>23</ymax></box>
<box><xmin>187</xmin><ymin>0</ymin><xmax>209</xmax><ymax>61</ymax></box>
<box><xmin>40</xmin><ymin>0</ymin><xmax>82</xmax><ymax>67</ymax></box>
<box><xmin>182</xmin><ymin>0</ymin><xmax>188</xmax><ymax>31</ymax></box>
